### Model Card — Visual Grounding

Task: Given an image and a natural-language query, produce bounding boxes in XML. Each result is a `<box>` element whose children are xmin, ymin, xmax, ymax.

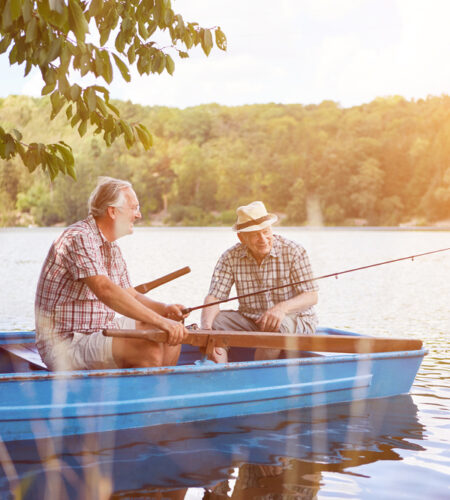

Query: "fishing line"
<box><xmin>182</xmin><ymin>247</ymin><xmax>450</xmax><ymax>314</ymax></box>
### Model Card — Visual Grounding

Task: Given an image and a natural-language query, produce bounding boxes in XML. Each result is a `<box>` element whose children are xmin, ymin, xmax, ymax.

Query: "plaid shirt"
<box><xmin>208</xmin><ymin>235</ymin><xmax>318</xmax><ymax>322</ymax></box>
<box><xmin>35</xmin><ymin>215</ymin><xmax>132</xmax><ymax>340</ymax></box>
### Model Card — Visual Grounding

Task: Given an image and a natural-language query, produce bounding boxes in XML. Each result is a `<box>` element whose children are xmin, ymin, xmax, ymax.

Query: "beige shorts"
<box><xmin>39</xmin><ymin>316</ymin><xmax>135</xmax><ymax>371</ymax></box>
<box><xmin>212</xmin><ymin>310</ymin><xmax>317</xmax><ymax>335</ymax></box>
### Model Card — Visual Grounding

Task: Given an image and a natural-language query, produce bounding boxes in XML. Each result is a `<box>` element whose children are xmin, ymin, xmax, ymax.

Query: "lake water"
<box><xmin>0</xmin><ymin>227</ymin><xmax>449</xmax><ymax>499</ymax></box>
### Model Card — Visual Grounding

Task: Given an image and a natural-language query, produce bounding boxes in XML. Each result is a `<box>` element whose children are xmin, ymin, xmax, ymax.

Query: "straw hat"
<box><xmin>232</xmin><ymin>201</ymin><xmax>278</xmax><ymax>233</ymax></box>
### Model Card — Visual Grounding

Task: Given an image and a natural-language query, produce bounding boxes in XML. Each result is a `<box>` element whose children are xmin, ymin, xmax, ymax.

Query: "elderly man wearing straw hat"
<box><xmin>201</xmin><ymin>201</ymin><xmax>319</xmax><ymax>362</ymax></box>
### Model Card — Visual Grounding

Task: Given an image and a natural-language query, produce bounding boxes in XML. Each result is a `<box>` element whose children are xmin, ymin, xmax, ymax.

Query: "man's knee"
<box><xmin>113</xmin><ymin>338</ymin><xmax>164</xmax><ymax>368</ymax></box>
<box><xmin>212</xmin><ymin>311</ymin><xmax>257</xmax><ymax>331</ymax></box>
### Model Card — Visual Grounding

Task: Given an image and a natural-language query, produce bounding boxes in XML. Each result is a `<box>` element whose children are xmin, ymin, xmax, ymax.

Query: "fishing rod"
<box><xmin>182</xmin><ymin>247</ymin><xmax>450</xmax><ymax>315</ymax></box>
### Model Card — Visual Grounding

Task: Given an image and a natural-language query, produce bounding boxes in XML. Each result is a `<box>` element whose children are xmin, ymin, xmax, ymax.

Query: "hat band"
<box><xmin>236</xmin><ymin>214</ymin><xmax>272</xmax><ymax>231</ymax></box>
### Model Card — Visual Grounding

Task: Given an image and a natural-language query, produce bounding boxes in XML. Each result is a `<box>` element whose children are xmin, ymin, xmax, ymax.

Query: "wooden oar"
<box><xmin>134</xmin><ymin>266</ymin><xmax>191</xmax><ymax>294</ymax></box>
<box><xmin>103</xmin><ymin>329</ymin><xmax>423</xmax><ymax>354</ymax></box>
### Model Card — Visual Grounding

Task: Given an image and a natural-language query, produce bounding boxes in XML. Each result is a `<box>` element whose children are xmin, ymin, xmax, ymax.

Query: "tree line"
<box><xmin>1</xmin><ymin>93</ymin><xmax>449</xmax><ymax>227</ymax></box>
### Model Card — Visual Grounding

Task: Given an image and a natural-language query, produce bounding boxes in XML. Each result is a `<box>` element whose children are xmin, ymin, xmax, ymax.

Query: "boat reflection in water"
<box><xmin>1</xmin><ymin>394</ymin><xmax>424</xmax><ymax>499</ymax></box>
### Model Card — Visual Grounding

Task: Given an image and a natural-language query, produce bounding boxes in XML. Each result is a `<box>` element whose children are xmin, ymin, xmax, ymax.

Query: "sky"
<box><xmin>1</xmin><ymin>0</ymin><xmax>449</xmax><ymax>108</ymax></box>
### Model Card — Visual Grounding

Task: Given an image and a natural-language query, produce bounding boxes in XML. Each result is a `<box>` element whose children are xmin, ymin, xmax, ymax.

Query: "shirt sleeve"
<box><xmin>290</xmin><ymin>246</ymin><xmax>319</xmax><ymax>294</ymax></box>
<box><xmin>60</xmin><ymin>232</ymin><xmax>108</xmax><ymax>281</ymax></box>
<box><xmin>208</xmin><ymin>252</ymin><xmax>235</xmax><ymax>300</ymax></box>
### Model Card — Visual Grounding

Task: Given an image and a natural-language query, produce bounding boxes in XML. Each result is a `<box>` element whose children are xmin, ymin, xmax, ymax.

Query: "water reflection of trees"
<box><xmin>1</xmin><ymin>395</ymin><xmax>425</xmax><ymax>499</ymax></box>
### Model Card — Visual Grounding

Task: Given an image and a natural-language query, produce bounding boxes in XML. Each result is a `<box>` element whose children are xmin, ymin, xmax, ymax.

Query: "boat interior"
<box><xmin>0</xmin><ymin>331</ymin><xmax>324</xmax><ymax>374</ymax></box>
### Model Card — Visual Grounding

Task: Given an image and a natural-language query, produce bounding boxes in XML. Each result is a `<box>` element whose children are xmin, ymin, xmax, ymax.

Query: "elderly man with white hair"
<box><xmin>35</xmin><ymin>177</ymin><xmax>188</xmax><ymax>371</ymax></box>
<box><xmin>201</xmin><ymin>201</ymin><xmax>318</xmax><ymax>362</ymax></box>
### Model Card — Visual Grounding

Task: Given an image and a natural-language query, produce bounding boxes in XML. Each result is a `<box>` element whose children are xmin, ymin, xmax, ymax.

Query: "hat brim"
<box><xmin>233</xmin><ymin>214</ymin><xmax>278</xmax><ymax>232</ymax></box>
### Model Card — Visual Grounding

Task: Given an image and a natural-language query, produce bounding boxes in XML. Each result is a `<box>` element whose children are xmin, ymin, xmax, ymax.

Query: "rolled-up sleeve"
<box><xmin>208</xmin><ymin>253</ymin><xmax>234</xmax><ymax>300</ymax></box>
<box><xmin>290</xmin><ymin>246</ymin><xmax>319</xmax><ymax>295</ymax></box>
<box><xmin>60</xmin><ymin>233</ymin><xmax>107</xmax><ymax>281</ymax></box>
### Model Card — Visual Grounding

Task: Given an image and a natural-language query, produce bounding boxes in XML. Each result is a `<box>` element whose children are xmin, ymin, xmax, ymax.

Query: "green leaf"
<box><xmin>10</xmin><ymin>0</ymin><xmax>23</xmax><ymax>21</ymax></box>
<box><xmin>183</xmin><ymin>31</ymin><xmax>193</xmax><ymax>49</ymax></box>
<box><xmin>100</xmin><ymin>50</ymin><xmax>113</xmax><ymax>83</ymax></box>
<box><xmin>49</xmin><ymin>0</ymin><xmax>65</xmax><ymax>15</ymax></box>
<box><xmin>88</xmin><ymin>0</ymin><xmax>103</xmax><ymax>18</ymax></box>
<box><xmin>106</xmin><ymin>100</ymin><xmax>120</xmax><ymax>116</ymax></box>
<box><xmin>43</xmin><ymin>67</ymin><xmax>57</xmax><ymax>85</ymax></box>
<box><xmin>70</xmin><ymin>84</ymin><xmax>82</xmax><ymax>101</ymax></box>
<box><xmin>115</xmin><ymin>32</ymin><xmax>125</xmax><ymax>53</ymax></box>
<box><xmin>55</xmin><ymin>142</ymin><xmax>74</xmax><ymax>168</ymax></box>
<box><xmin>201</xmin><ymin>29</ymin><xmax>213</xmax><ymax>56</ymax></box>
<box><xmin>47</xmin><ymin>154</ymin><xmax>59</xmax><ymax>181</ymax></box>
<box><xmin>42</xmin><ymin>82</ymin><xmax>56</xmax><ymax>95</ymax></box>
<box><xmin>79</xmin><ymin>52</ymin><xmax>91</xmax><ymax>76</ymax></box>
<box><xmin>165</xmin><ymin>54</ymin><xmax>175</xmax><ymax>75</ymax></box>
<box><xmin>9</xmin><ymin>44</ymin><xmax>17</xmax><ymax>64</ymax></box>
<box><xmin>2</xmin><ymin>0</ymin><xmax>13</xmax><ymax>29</ymax></box>
<box><xmin>50</xmin><ymin>91</ymin><xmax>65</xmax><ymax>117</ymax></box>
<box><xmin>215</xmin><ymin>27</ymin><xmax>227</xmax><ymax>51</ymax></box>
<box><xmin>94</xmin><ymin>49</ymin><xmax>104</xmax><ymax>76</ymax></box>
<box><xmin>68</xmin><ymin>0</ymin><xmax>89</xmax><ymax>41</ymax></box>
<box><xmin>138</xmin><ymin>21</ymin><xmax>149</xmax><ymax>39</ymax></box>
<box><xmin>66</xmin><ymin>162</ymin><xmax>77</xmax><ymax>180</ymax></box>
<box><xmin>11</xmin><ymin>129</ymin><xmax>23</xmax><ymax>141</ymax></box>
<box><xmin>24</xmin><ymin>60</ymin><xmax>33</xmax><ymax>76</ymax></box>
<box><xmin>21</xmin><ymin>0</ymin><xmax>32</xmax><ymax>22</ymax></box>
<box><xmin>25</xmin><ymin>15</ymin><xmax>37</xmax><ymax>43</ymax></box>
<box><xmin>127</xmin><ymin>45</ymin><xmax>136</xmax><ymax>64</ymax></box>
<box><xmin>99</xmin><ymin>26</ymin><xmax>112</xmax><ymax>47</ymax></box>
<box><xmin>4</xmin><ymin>135</ymin><xmax>16</xmax><ymax>158</ymax></box>
<box><xmin>135</xmin><ymin>124</ymin><xmax>153</xmax><ymax>150</ymax></box>
<box><xmin>78</xmin><ymin>120</ymin><xmax>87</xmax><ymax>137</ymax></box>
<box><xmin>45</xmin><ymin>38</ymin><xmax>61</xmax><ymax>63</ymax></box>
<box><xmin>70</xmin><ymin>113</ymin><xmax>81</xmax><ymax>127</ymax></box>
<box><xmin>0</xmin><ymin>36</ymin><xmax>12</xmax><ymax>55</ymax></box>
<box><xmin>113</xmin><ymin>53</ymin><xmax>130</xmax><ymax>82</ymax></box>
<box><xmin>85</xmin><ymin>87</ymin><xmax>97</xmax><ymax>112</ymax></box>
<box><xmin>96</xmin><ymin>96</ymin><xmax>108</xmax><ymax>116</ymax></box>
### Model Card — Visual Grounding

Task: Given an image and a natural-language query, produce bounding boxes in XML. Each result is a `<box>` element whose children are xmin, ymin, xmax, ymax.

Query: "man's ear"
<box><xmin>237</xmin><ymin>232</ymin><xmax>245</xmax><ymax>244</ymax></box>
<box><xmin>106</xmin><ymin>206</ymin><xmax>117</xmax><ymax>219</ymax></box>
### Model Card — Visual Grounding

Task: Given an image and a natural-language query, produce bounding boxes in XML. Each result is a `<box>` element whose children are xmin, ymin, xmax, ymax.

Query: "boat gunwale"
<box><xmin>0</xmin><ymin>348</ymin><xmax>428</xmax><ymax>383</ymax></box>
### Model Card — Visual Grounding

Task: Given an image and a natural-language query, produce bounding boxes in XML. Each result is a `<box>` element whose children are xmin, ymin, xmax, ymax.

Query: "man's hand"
<box><xmin>256</xmin><ymin>303</ymin><xmax>287</xmax><ymax>332</ymax></box>
<box><xmin>165</xmin><ymin>303</ymin><xmax>189</xmax><ymax>321</ymax></box>
<box><xmin>161</xmin><ymin>318</ymin><xmax>187</xmax><ymax>345</ymax></box>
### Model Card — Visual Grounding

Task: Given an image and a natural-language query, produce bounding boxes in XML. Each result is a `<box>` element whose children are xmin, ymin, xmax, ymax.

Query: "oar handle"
<box><xmin>135</xmin><ymin>266</ymin><xmax>191</xmax><ymax>294</ymax></box>
<box><xmin>103</xmin><ymin>329</ymin><xmax>424</xmax><ymax>353</ymax></box>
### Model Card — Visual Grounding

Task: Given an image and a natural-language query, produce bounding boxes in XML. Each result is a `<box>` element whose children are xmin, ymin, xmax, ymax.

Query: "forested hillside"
<box><xmin>1</xmin><ymin>94</ymin><xmax>449</xmax><ymax>227</ymax></box>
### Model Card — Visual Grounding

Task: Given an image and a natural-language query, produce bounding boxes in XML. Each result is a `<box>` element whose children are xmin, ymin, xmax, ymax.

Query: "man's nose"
<box><xmin>257</xmin><ymin>233</ymin><xmax>267</xmax><ymax>243</ymax></box>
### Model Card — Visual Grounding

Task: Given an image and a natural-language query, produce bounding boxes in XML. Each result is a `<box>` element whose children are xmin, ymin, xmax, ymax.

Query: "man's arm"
<box><xmin>127</xmin><ymin>287</ymin><xmax>187</xmax><ymax>321</ymax></box>
<box><xmin>81</xmin><ymin>275</ymin><xmax>186</xmax><ymax>344</ymax></box>
<box><xmin>256</xmin><ymin>291</ymin><xmax>318</xmax><ymax>332</ymax></box>
<box><xmin>201</xmin><ymin>294</ymin><xmax>221</xmax><ymax>329</ymax></box>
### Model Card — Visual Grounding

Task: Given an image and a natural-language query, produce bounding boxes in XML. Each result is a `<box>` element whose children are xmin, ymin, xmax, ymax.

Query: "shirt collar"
<box><xmin>86</xmin><ymin>214</ymin><xmax>116</xmax><ymax>248</ymax></box>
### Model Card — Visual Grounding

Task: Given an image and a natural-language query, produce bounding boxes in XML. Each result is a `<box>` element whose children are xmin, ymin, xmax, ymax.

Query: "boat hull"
<box><xmin>0</xmin><ymin>327</ymin><xmax>426</xmax><ymax>442</ymax></box>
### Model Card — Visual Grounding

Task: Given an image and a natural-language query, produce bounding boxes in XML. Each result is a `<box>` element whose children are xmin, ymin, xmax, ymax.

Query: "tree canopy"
<box><xmin>0</xmin><ymin>0</ymin><xmax>226</xmax><ymax>179</ymax></box>
<box><xmin>1</xmin><ymin>94</ymin><xmax>449</xmax><ymax>228</ymax></box>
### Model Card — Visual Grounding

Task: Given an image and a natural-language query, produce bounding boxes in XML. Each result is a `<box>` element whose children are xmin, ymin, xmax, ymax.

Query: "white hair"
<box><xmin>88</xmin><ymin>177</ymin><xmax>132</xmax><ymax>217</ymax></box>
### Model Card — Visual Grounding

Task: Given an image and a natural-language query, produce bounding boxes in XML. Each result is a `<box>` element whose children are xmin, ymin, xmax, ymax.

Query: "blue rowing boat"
<box><xmin>0</xmin><ymin>327</ymin><xmax>426</xmax><ymax>443</ymax></box>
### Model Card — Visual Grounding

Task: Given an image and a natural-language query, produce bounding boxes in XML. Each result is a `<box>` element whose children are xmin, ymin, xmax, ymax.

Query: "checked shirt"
<box><xmin>35</xmin><ymin>215</ymin><xmax>132</xmax><ymax>341</ymax></box>
<box><xmin>208</xmin><ymin>235</ymin><xmax>318</xmax><ymax>322</ymax></box>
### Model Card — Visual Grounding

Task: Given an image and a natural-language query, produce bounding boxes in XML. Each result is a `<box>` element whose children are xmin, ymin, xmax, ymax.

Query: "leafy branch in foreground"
<box><xmin>0</xmin><ymin>0</ymin><xmax>227</xmax><ymax>179</ymax></box>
